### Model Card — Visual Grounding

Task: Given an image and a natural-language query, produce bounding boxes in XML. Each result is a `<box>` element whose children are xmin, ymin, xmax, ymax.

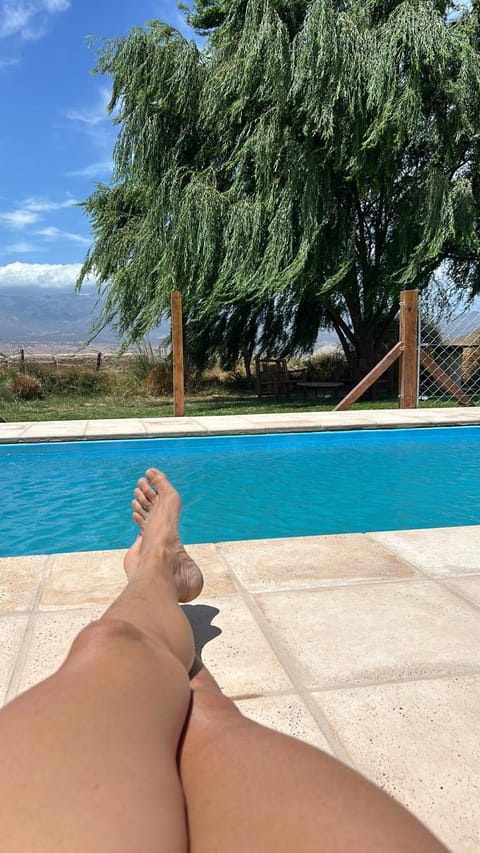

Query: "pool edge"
<box><xmin>1</xmin><ymin>407</ymin><xmax>480</xmax><ymax>443</ymax></box>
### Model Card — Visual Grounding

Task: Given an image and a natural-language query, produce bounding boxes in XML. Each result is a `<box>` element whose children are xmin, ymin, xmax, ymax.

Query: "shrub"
<box><xmin>306</xmin><ymin>349</ymin><xmax>349</xmax><ymax>381</ymax></box>
<box><xmin>141</xmin><ymin>363</ymin><xmax>173</xmax><ymax>396</ymax></box>
<box><xmin>25</xmin><ymin>364</ymin><xmax>109</xmax><ymax>396</ymax></box>
<box><xmin>130</xmin><ymin>342</ymin><xmax>174</xmax><ymax>395</ymax></box>
<box><xmin>0</xmin><ymin>370</ymin><xmax>15</xmax><ymax>402</ymax></box>
<box><xmin>10</xmin><ymin>373</ymin><xmax>43</xmax><ymax>400</ymax></box>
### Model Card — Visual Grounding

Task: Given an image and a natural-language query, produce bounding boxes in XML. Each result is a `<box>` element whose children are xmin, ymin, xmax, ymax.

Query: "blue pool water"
<box><xmin>1</xmin><ymin>427</ymin><xmax>479</xmax><ymax>557</ymax></box>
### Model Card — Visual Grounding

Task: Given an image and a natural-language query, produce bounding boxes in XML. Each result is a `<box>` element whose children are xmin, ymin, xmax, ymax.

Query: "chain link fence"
<box><xmin>418</xmin><ymin>290</ymin><xmax>480</xmax><ymax>407</ymax></box>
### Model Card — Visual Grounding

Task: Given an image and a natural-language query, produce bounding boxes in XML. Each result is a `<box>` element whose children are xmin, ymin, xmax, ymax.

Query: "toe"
<box><xmin>132</xmin><ymin>510</ymin><xmax>145</xmax><ymax>527</ymax></box>
<box><xmin>136</xmin><ymin>479</ymin><xmax>157</xmax><ymax>503</ymax></box>
<box><xmin>132</xmin><ymin>497</ymin><xmax>147</xmax><ymax>515</ymax></box>
<box><xmin>134</xmin><ymin>488</ymin><xmax>152</xmax><ymax>510</ymax></box>
<box><xmin>146</xmin><ymin>468</ymin><xmax>168</xmax><ymax>488</ymax></box>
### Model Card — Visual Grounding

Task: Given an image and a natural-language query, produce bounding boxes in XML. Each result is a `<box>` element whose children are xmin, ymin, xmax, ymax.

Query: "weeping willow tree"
<box><xmin>78</xmin><ymin>1</ymin><xmax>480</xmax><ymax>377</ymax></box>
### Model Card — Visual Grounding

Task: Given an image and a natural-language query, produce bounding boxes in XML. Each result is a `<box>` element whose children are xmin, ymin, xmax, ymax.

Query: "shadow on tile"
<box><xmin>183</xmin><ymin>603</ymin><xmax>222</xmax><ymax>657</ymax></box>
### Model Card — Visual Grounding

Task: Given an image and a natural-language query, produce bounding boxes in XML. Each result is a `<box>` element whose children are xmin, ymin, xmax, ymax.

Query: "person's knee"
<box><xmin>187</xmin><ymin>688</ymin><xmax>243</xmax><ymax>739</ymax></box>
<box><xmin>70</xmin><ymin>618</ymin><xmax>145</xmax><ymax>661</ymax></box>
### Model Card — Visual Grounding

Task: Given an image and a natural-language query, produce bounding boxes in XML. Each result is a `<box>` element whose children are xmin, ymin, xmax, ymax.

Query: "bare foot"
<box><xmin>123</xmin><ymin>534</ymin><xmax>143</xmax><ymax>578</ymax></box>
<box><xmin>127</xmin><ymin>468</ymin><xmax>204</xmax><ymax>604</ymax></box>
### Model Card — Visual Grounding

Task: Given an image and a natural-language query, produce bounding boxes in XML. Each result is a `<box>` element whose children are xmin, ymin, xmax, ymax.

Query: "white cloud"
<box><xmin>0</xmin><ymin>4</ymin><xmax>32</xmax><ymax>39</ymax></box>
<box><xmin>0</xmin><ymin>56</ymin><xmax>18</xmax><ymax>70</ymax></box>
<box><xmin>3</xmin><ymin>241</ymin><xmax>38</xmax><ymax>253</ymax></box>
<box><xmin>22</xmin><ymin>196</ymin><xmax>78</xmax><ymax>212</ymax></box>
<box><xmin>66</xmin><ymin>87</ymin><xmax>112</xmax><ymax>128</ymax></box>
<box><xmin>67</xmin><ymin>160</ymin><xmax>112</xmax><ymax>179</ymax></box>
<box><xmin>0</xmin><ymin>0</ymin><xmax>70</xmax><ymax>41</ymax></box>
<box><xmin>64</xmin><ymin>86</ymin><xmax>117</xmax><ymax>169</ymax></box>
<box><xmin>35</xmin><ymin>226</ymin><xmax>90</xmax><ymax>245</ymax></box>
<box><xmin>0</xmin><ymin>261</ymin><xmax>95</xmax><ymax>289</ymax></box>
<box><xmin>43</xmin><ymin>0</ymin><xmax>70</xmax><ymax>11</ymax></box>
<box><xmin>0</xmin><ymin>209</ymin><xmax>40</xmax><ymax>228</ymax></box>
<box><xmin>0</xmin><ymin>197</ymin><xmax>80</xmax><ymax>230</ymax></box>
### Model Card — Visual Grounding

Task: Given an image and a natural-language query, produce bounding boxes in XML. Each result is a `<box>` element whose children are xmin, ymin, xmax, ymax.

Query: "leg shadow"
<box><xmin>182</xmin><ymin>603</ymin><xmax>222</xmax><ymax>659</ymax></box>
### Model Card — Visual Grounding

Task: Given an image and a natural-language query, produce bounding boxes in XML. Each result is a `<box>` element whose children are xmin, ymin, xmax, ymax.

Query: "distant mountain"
<box><xmin>0</xmin><ymin>286</ymin><xmax>169</xmax><ymax>351</ymax></box>
<box><xmin>0</xmin><ymin>284</ymin><xmax>339</xmax><ymax>354</ymax></box>
<box><xmin>0</xmin><ymin>286</ymin><xmax>115</xmax><ymax>345</ymax></box>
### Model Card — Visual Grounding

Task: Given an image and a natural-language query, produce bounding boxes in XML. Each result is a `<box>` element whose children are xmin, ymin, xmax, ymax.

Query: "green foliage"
<box><xmin>24</xmin><ymin>364</ymin><xmax>109</xmax><ymax>396</ymax></box>
<box><xmin>0</xmin><ymin>370</ymin><xmax>15</xmax><ymax>402</ymax></box>
<box><xmin>79</xmin><ymin>1</ymin><xmax>480</xmax><ymax>375</ymax></box>
<box><xmin>306</xmin><ymin>350</ymin><xmax>350</xmax><ymax>381</ymax></box>
<box><xmin>180</xmin><ymin>0</ymin><xmax>229</xmax><ymax>32</ymax></box>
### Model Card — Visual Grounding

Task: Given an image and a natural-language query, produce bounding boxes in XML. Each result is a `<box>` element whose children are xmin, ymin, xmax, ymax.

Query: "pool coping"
<box><xmin>1</xmin><ymin>405</ymin><xmax>480</xmax><ymax>442</ymax></box>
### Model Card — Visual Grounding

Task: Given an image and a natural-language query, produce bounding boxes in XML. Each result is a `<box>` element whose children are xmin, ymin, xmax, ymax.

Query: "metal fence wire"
<box><xmin>418</xmin><ymin>291</ymin><xmax>480</xmax><ymax>407</ymax></box>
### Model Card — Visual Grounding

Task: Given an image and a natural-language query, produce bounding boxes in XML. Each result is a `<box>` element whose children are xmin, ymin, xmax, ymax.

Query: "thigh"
<box><xmin>0</xmin><ymin>621</ymin><xmax>190</xmax><ymax>853</ymax></box>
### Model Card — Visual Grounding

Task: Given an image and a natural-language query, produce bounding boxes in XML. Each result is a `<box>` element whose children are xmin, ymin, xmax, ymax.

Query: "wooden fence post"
<box><xmin>398</xmin><ymin>289</ymin><xmax>418</xmax><ymax>408</ymax></box>
<box><xmin>171</xmin><ymin>291</ymin><xmax>185</xmax><ymax>417</ymax></box>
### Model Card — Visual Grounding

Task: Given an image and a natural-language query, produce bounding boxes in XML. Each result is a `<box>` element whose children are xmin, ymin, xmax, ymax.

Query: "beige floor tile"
<box><xmin>236</xmin><ymin>694</ymin><xmax>333</xmax><ymax>753</ymax></box>
<box><xmin>141</xmin><ymin>418</ymin><xmax>208</xmax><ymax>436</ymax></box>
<box><xmin>0</xmin><ymin>424</ymin><xmax>31</xmax><ymax>441</ymax></box>
<box><xmin>370</xmin><ymin>526</ymin><xmax>480</xmax><ymax>576</ymax></box>
<box><xmin>443</xmin><ymin>575</ymin><xmax>480</xmax><ymax>608</ymax></box>
<box><xmin>313</xmin><ymin>676</ymin><xmax>480</xmax><ymax>852</ymax></box>
<box><xmin>244</xmin><ymin>413</ymin><xmax>324</xmax><ymax>422</ymax></box>
<box><xmin>355</xmin><ymin>412</ymin><xmax>429</xmax><ymax>426</ymax></box>
<box><xmin>255</xmin><ymin>581</ymin><xmax>480</xmax><ymax>689</ymax></box>
<box><xmin>22</xmin><ymin>420</ymin><xmax>87</xmax><ymax>439</ymax></box>
<box><xmin>0</xmin><ymin>555</ymin><xmax>47</xmax><ymax>611</ymax></box>
<box><xmin>241</xmin><ymin>417</ymin><xmax>325</xmax><ymax>432</ymax></box>
<box><xmin>218</xmin><ymin>534</ymin><xmax>417</xmax><ymax>593</ymax></box>
<box><xmin>184</xmin><ymin>594</ymin><xmax>293</xmax><ymax>698</ymax></box>
<box><xmin>17</xmin><ymin>608</ymin><xmax>103</xmax><ymax>695</ymax></box>
<box><xmin>307</xmin><ymin>415</ymin><xmax>380</xmax><ymax>429</ymax></box>
<box><xmin>0</xmin><ymin>616</ymin><xmax>29</xmax><ymax>705</ymax></box>
<box><xmin>40</xmin><ymin>550</ymin><xmax>125</xmax><ymax>609</ymax></box>
<box><xmin>189</xmin><ymin>416</ymin><xmax>264</xmax><ymax>434</ymax></box>
<box><xmin>84</xmin><ymin>419</ymin><xmax>147</xmax><ymax>437</ymax></box>
<box><xmin>408</xmin><ymin>409</ymin><xmax>480</xmax><ymax>423</ymax></box>
<box><xmin>186</xmin><ymin>544</ymin><xmax>239</xmax><ymax>596</ymax></box>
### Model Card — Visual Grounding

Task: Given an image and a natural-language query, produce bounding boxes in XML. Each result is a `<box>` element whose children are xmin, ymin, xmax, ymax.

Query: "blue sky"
<box><xmin>0</xmin><ymin>0</ymin><xmax>197</xmax><ymax>294</ymax></box>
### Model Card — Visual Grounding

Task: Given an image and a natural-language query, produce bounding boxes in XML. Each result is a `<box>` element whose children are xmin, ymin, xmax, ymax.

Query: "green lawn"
<box><xmin>0</xmin><ymin>391</ymin><xmax>461</xmax><ymax>422</ymax></box>
<box><xmin>0</xmin><ymin>394</ymin><xmax>408</xmax><ymax>422</ymax></box>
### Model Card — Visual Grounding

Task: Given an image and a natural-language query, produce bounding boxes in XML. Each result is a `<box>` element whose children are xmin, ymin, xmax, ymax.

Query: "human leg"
<box><xmin>128</xmin><ymin>475</ymin><xmax>447</xmax><ymax>853</ymax></box>
<box><xmin>130</xmin><ymin>477</ymin><xmax>447</xmax><ymax>852</ymax></box>
<box><xmin>179</xmin><ymin>665</ymin><xmax>448</xmax><ymax>852</ymax></box>
<box><xmin>0</xmin><ymin>469</ymin><xmax>202</xmax><ymax>853</ymax></box>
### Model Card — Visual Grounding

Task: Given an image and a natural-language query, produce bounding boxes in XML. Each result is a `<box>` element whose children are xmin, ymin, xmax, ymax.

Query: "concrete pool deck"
<box><xmin>1</xmin><ymin>407</ymin><xmax>480</xmax><ymax>851</ymax></box>
<box><xmin>2</xmin><ymin>403</ymin><xmax>480</xmax><ymax>441</ymax></box>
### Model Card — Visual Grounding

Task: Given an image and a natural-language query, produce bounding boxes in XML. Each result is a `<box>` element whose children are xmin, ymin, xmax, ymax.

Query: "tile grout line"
<box><xmin>231</xmin><ymin>687</ymin><xmax>299</xmax><ymax>702</ymax></box>
<box><xmin>232</xmin><ymin>573</ymin><xmax>465</xmax><ymax>604</ymax></box>
<box><xmin>364</xmin><ymin>533</ymin><xmax>438</xmax><ymax>581</ymax></box>
<box><xmin>365</xmin><ymin>533</ymin><xmax>480</xmax><ymax>610</ymax></box>
<box><xmin>212</xmin><ymin>545</ymin><xmax>353</xmax><ymax>764</ymax></box>
<box><xmin>5</xmin><ymin>554</ymin><xmax>54</xmax><ymax>704</ymax></box>
<box><xmin>304</xmin><ymin>664</ymin><xmax>480</xmax><ymax>695</ymax></box>
<box><xmin>430</xmin><ymin>577</ymin><xmax>480</xmax><ymax>615</ymax></box>
<box><xmin>235</xmin><ymin>573</ymin><xmax>440</xmax><ymax>597</ymax></box>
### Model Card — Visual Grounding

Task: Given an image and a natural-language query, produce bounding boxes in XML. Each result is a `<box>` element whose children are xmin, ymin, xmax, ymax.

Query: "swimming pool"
<box><xmin>1</xmin><ymin>426</ymin><xmax>479</xmax><ymax>557</ymax></box>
